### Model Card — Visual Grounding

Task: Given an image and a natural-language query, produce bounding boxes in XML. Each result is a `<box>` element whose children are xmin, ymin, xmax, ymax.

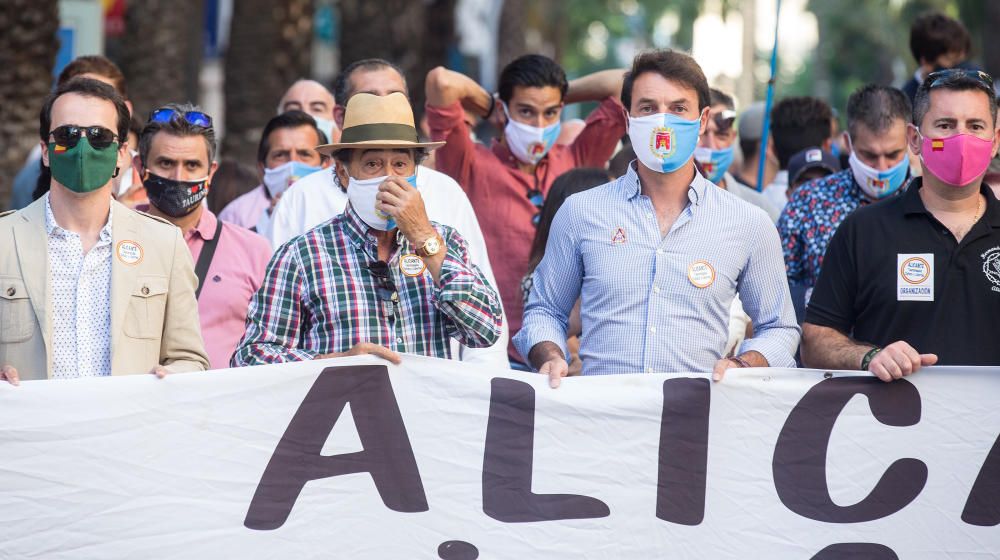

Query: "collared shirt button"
<box><xmin>396</xmin><ymin>337</ymin><xmax>403</xmax><ymax>344</ymax></box>
<box><xmin>649</xmin><ymin>326</ymin><xmax>657</xmax><ymax>333</ymax></box>
<box><xmin>656</xmin><ymin>249</ymin><xmax>664</xmax><ymax>255</ymax></box>
<box><xmin>646</xmin><ymin>367</ymin><xmax>653</xmax><ymax>373</ymax></box>
<box><xmin>141</xmin><ymin>286</ymin><xmax>150</xmax><ymax>295</ymax></box>
<box><xmin>653</xmin><ymin>286</ymin><xmax>661</xmax><ymax>294</ymax></box>
<box><xmin>6</xmin><ymin>287</ymin><xmax>14</xmax><ymax>297</ymax></box>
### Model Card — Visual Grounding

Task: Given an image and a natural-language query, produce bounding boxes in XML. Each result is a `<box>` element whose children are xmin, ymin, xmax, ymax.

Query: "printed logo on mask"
<box><xmin>651</xmin><ymin>127</ymin><xmax>675</xmax><ymax>160</ymax></box>
<box><xmin>529</xmin><ymin>143</ymin><xmax>547</xmax><ymax>159</ymax></box>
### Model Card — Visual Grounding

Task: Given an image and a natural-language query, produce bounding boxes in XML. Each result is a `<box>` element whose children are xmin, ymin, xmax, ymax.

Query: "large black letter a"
<box><xmin>244</xmin><ymin>365</ymin><xmax>428</xmax><ymax>530</ymax></box>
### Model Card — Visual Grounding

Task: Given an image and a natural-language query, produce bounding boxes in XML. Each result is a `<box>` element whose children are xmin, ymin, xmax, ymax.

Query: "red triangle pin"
<box><xmin>611</xmin><ymin>227</ymin><xmax>627</xmax><ymax>245</ymax></box>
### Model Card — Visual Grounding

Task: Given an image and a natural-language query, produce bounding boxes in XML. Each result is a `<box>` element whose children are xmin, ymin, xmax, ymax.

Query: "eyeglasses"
<box><xmin>366</xmin><ymin>261</ymin><xmax>398</xmax><ymax>319</ymax></box>
<box><xmin>49</xmin><ymin>125</ymin><xmax>119</xmax><ymax>150</ymax></box>
<box><xmin>926</xmin><ymin>69</ymin><xmax>995</xmax><ymax>94</ymax></box>
<box><xmin>528</xmin><ymin>188</ymin><xmax>544</xmax><ymax>227</ymax></box>
<box><xmin>148</xmin><ymin>107</ymin><xmax>214</xmax><ymax>128</ymax></box>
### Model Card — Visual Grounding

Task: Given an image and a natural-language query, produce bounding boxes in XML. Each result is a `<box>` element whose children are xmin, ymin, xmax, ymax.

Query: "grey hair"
<box><xmin>138</xmin><ymin>102</ymin><xmax>217</xmax><ymax>166</ymax></box>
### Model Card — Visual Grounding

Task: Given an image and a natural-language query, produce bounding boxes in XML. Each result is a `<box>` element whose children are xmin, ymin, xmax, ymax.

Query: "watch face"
<box><xmin>425</xmin><ymin>237</ymin><xmax>441</xmax><ymax>255</ymax></box>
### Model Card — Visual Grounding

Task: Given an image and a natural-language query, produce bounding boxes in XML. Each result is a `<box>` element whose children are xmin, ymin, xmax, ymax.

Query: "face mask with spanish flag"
<box><xmin>919</xmin><ymin>132</ymin><xmax>995</xmax><ymax>187</ymax></box>
<box><xmin>48</xmin><ymin>137</ymin><xmax>120</xmax><ymax>194</ymax></box>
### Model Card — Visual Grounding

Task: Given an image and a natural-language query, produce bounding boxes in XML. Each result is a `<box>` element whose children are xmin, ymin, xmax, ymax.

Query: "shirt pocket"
<box><xmin>0</xmin><ymin>276</ymin><xmax>34</xmax><ymax>343</ymax></box>
<box><xmin>124</xmin><ymin>275</ymin><xmax>169</xmax><ymax>340</ymax></box>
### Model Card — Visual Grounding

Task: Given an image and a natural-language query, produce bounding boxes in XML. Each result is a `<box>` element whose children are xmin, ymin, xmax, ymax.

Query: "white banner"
<box><xmin>0</xmin><ymin>356</ymin><xmax>998</xmax><ymax>559</ymax></box>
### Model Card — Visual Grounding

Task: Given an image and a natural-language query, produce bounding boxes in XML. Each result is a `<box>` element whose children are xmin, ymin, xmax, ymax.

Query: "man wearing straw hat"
<box><xmin>232</xmin><ymin>92</ymin><xmax>503</xmax><ymax>366</ymax></box>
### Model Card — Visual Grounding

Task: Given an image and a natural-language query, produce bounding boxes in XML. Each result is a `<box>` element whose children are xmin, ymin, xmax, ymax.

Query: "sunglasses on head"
<box><xmin>49</xmin><ymin>125</ymin><xmax>119</xmax><ymax>150</ymax></box>
<box><xmin>926</xmin><ymin>68</ymin><xmax>995</xmax><ymax>93</ymax></box>
<box><xmin>148</xmin><ymin>107</ymin><xmax>214</xmax><ymax>128</ymax></box>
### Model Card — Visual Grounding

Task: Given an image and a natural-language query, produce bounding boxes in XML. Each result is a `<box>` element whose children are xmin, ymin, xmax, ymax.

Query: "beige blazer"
<box><xmin>0</xmin><ymin>197</ymin><xmax>210</xmax><ymax>380</ymax></box>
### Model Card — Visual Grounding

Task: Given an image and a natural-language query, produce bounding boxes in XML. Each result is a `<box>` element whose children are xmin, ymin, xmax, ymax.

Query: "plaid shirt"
<box><xmin>231</xmin><ymin>205</ymin><xmax>503</xmax><ymax>366</ymax></box>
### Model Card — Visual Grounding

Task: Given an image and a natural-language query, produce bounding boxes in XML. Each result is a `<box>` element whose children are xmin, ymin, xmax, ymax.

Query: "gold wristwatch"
<box><xmin>415</xmin><ymin>233</ymin><xmax>444</xmax><ymax>258</ymax></box>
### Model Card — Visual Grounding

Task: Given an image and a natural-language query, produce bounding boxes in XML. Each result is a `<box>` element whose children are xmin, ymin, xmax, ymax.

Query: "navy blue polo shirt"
<box><xmin>806</xmin><ymin>178</ymin><xmax>1000</xmax><ymax>365</ymax></box>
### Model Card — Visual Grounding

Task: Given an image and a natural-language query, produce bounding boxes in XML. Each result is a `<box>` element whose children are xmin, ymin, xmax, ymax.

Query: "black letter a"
<box><xmin>244</xmin><ymin>365</ymin><xmax>428</xmax><ymax>530</ymax></box>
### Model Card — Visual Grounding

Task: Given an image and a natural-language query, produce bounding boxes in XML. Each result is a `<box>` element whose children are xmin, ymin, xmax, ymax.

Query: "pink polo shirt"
<box><xmin>186</xmin><ymin>209</ymin><xmax>272</xmax><ymax>369</ymax></box>
<box><xmin>218</xmin><ymin>184</ymin><xmax>270</xmax><ymax>231</ymax></box>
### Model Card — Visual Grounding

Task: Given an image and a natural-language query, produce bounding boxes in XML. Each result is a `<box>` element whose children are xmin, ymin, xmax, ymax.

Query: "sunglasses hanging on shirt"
<box><xmin>366</xmin><ymin>261</ymin><xmax>399</xmax><ymax>319</ymax></box>
<box><xmin>528</xmin><ymin>188</ymin><xmax>544</xmax><ymax>226</ymax></box>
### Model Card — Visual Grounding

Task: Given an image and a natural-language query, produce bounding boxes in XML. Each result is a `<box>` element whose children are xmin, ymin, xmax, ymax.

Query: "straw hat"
<box><xmin>316</xmin><ymin>92</ymin><xmax>444</xmax><ymax>155</ymax></box>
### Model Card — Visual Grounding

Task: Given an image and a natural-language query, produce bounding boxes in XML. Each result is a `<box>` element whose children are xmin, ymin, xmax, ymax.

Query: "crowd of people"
<box><xmin>2</xmin><ymin>11</ymin><xmax>999</xmax><ymax>388</ymax></box>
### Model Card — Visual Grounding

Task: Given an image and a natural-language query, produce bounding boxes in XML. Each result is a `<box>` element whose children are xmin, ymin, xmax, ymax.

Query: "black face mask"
<box><xmin>143</xmin><ymin>171</ymin><xmax>209</xmax><ymax>217</ymax></box>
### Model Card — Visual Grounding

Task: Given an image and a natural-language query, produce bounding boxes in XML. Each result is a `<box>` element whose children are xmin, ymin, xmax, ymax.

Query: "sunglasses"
<box><xmin>148</xmin><ymin>107</ymin><xmax>214</xmax><ymax>128</ymax></box>
<box><xmin>49</xmin><ymin>125</ymin><xmax>119</xmax><ymax>150</ymax></box>
<box><xmin>528</xmin><ymin>189</ymin><xmax>544</xmax><ymax>227</ymax></box>
<box><xmin>366</xmin><ymin>261</ymin><xmax>398</xmax><ymax>318</ymax></box>
<box><xmin>713</xmin><ymin>110</ymin><xmax>737</xmax><ymax>131</ymax></box>
<box><xmin>926</xmin><ymin>69</ymin><xmax>995</xmax><ymax>93</ymax></box>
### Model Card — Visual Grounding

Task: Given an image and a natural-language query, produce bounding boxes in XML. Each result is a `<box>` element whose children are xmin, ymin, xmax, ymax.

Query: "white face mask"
<box><xmin>502</xmin><ymin>103</ymin><xmax>561</xmax><ymax>165</ymax></box>
<box><xmin>115</xmin><ymin>149</ymin><xmax>139</xmax><ymax>196</ymax></box>
<box><xmin>263</xmin><ymin>161</ymin><xmax>324</xmax><ymax>198</ymax></box>
<box><xmin>312</xmin><ymin>116</ymin><xmax>337</xmax><ymax>144</ymax></box>
<box><xmin>346</xmin><ymin>175</ymin><xmax>395</xmax><ymax>231</ymax></box>
<box><xmin>848</xmin><ymin>150</ymin><xmax>909</xmax><ymax>200</ymax></box>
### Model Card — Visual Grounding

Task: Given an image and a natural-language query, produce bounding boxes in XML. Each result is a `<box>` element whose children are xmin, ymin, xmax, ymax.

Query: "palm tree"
<box><xmin>222</xmin><ymin>0</ymin><xmax>314</xmax><ymax>166</ymax></box>
<box><xmin>338</xmin><ymin>0</ymin><xmax>456</xmax><ymax>122</ymax></box>
<box><xmin>119</xmin><ymin>0</ymin><xmax>204</xmax><ymax>120</ymax></box>
<box><xmin>0</xmin><ymin>0</ymin><xmax>59</xmax><ymax>208</ymax></box>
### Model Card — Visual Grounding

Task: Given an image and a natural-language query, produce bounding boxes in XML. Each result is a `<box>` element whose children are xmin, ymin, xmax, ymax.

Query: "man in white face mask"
<box><xmin>778</xmin><ymin>85</ymin><xmax>912</xmax><ymax>291</ymax></box>
<box><xmin>425</xmin><ymin>55</ymin><xmax>628</xmax><ymax>368</ymax></box>
<box><xmin>278</xmin><ymin>79</ymin><xmax>340</xmax><ymax>144</ymax></box>
<box><xmin>514</xmin><ymin>49</ymin><xmax>800</xmax><ymax>388</ymax></box>
<box><xmin>268</xmin><ymin>58</ymin><xmax>510</xmax><ymax>369</ymax></box>
<box><xmin>218</xmin><ymin>111</ymin><xmax>329</xmax><ymax>233</ymax></box>
<box><xmin>232</xmin><ymin>92</ymin><xmax>503</xmax><ymax>367</ymax></box>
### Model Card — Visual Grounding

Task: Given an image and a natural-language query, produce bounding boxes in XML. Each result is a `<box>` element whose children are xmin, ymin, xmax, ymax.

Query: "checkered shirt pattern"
<box><xmin>232</xmin><ymin>205</ymin><xmax>502</xmax><ymax>366</ymax></box>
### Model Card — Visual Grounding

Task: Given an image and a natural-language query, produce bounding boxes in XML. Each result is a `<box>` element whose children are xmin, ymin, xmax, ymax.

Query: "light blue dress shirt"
<box><xmin>514</xmin><ymin>163</ymin><xmax>800</xmax><ymax>375</ymax></box>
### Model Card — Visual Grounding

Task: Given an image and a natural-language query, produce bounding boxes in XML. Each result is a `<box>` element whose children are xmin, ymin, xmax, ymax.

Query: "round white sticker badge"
<box><xmin>900</xmin><ymin>257</ymin><xmax>930</xmax><ymax>284</ymax></box>
<box><xmin>116</xmin><ymin>240</ymin><xmax>143</xmax><ymax>265</ymax></box>
<box><xmin>687</xmin><ymin>260</ymin><xmax>715</xmax><ymax>288</ymax></box>
<box><xmin>399</xmin><ymin>254</ymin><xmax>426</xmax><ymax>277</ymax></box>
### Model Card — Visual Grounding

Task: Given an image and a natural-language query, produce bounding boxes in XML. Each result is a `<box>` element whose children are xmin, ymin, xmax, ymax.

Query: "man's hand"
<box><xmin>712</xmin><ymin>358</ymin><xmax>737</xmax><ymax>382</ymax></box>
<box><xmin>317</xmin><ymin>343</ymin><xmax>402</xmax><ymax>365</ymax></box>
<box><xmin>376</xmin><ymin>177</ymin><xmax>435</xmax><ymax>244</ymax></box>
<box><xmin>149</xmin><ymin>365</ymin><xmax>170</xmax><ymax>379</ymax></box>
<box><xmin>539</xmin><ymin>357</ymin><xmax>569</xmax><ymax>389</ymax></box>
<box><xmin>867</xmin><ymin>341</ymin><xmax>937</xmax><ymax>382</ymax></box>
<box><xmin>1</xmin><ymin>365</ymin><xmax>20</xmax><ymax>386</ymax></box>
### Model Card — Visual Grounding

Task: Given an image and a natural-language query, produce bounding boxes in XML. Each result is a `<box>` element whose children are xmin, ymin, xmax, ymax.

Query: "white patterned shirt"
<box><xmin>45</xmin><ymin>194</ymin><xmax>113</xmax><ymax>378</ymax></box>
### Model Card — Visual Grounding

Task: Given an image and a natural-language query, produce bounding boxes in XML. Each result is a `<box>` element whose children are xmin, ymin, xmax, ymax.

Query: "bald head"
<box><xmin>279</xmin><ymin>80</ymin><xmax>336</xmax><ymax>121</ymax></box>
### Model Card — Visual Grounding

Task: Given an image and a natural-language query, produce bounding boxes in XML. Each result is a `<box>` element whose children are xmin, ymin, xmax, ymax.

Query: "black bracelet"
<box><xmin>484</xmin><ymin>94</ymin><xmax>496</xmax><ymax>120</ymax></box>
<box><xmin>860</xmin><ymin>347</ymin><xmax>881</xmax><ymax>371</ymax></box>
<box><xmin>729</xmin><ymin>355</ymin><xmax>752</xmax><ymax>369</ymax></box>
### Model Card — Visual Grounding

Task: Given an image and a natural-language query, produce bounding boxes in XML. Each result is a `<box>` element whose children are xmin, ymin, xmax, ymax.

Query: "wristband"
<box><xmin>729</xmin><ymin>355</ymin><xmax>752</xmax><ymax>369</ymax></box>
<box><xmin>484</xmin><ymin>94</ymin><xmax>496</xmax><ymax>120</ymax></box>
<box><xmin>860</xmin><ymin>347</ymin><xmax>881</xmax><ymax>371</ymax></box>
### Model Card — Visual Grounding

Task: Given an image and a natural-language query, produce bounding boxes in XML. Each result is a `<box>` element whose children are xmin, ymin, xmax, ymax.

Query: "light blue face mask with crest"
<box><xmin>628</xmin><ymin>112</ymin><xmax>702</xmax><ymax>173</ymax></box>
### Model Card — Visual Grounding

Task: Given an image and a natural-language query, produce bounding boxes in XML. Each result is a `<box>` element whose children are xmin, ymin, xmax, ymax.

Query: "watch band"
<box><xmin>860</xmin><ymin>347</ymin><xmax>882</xmax><ymax>371</ymax></box>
